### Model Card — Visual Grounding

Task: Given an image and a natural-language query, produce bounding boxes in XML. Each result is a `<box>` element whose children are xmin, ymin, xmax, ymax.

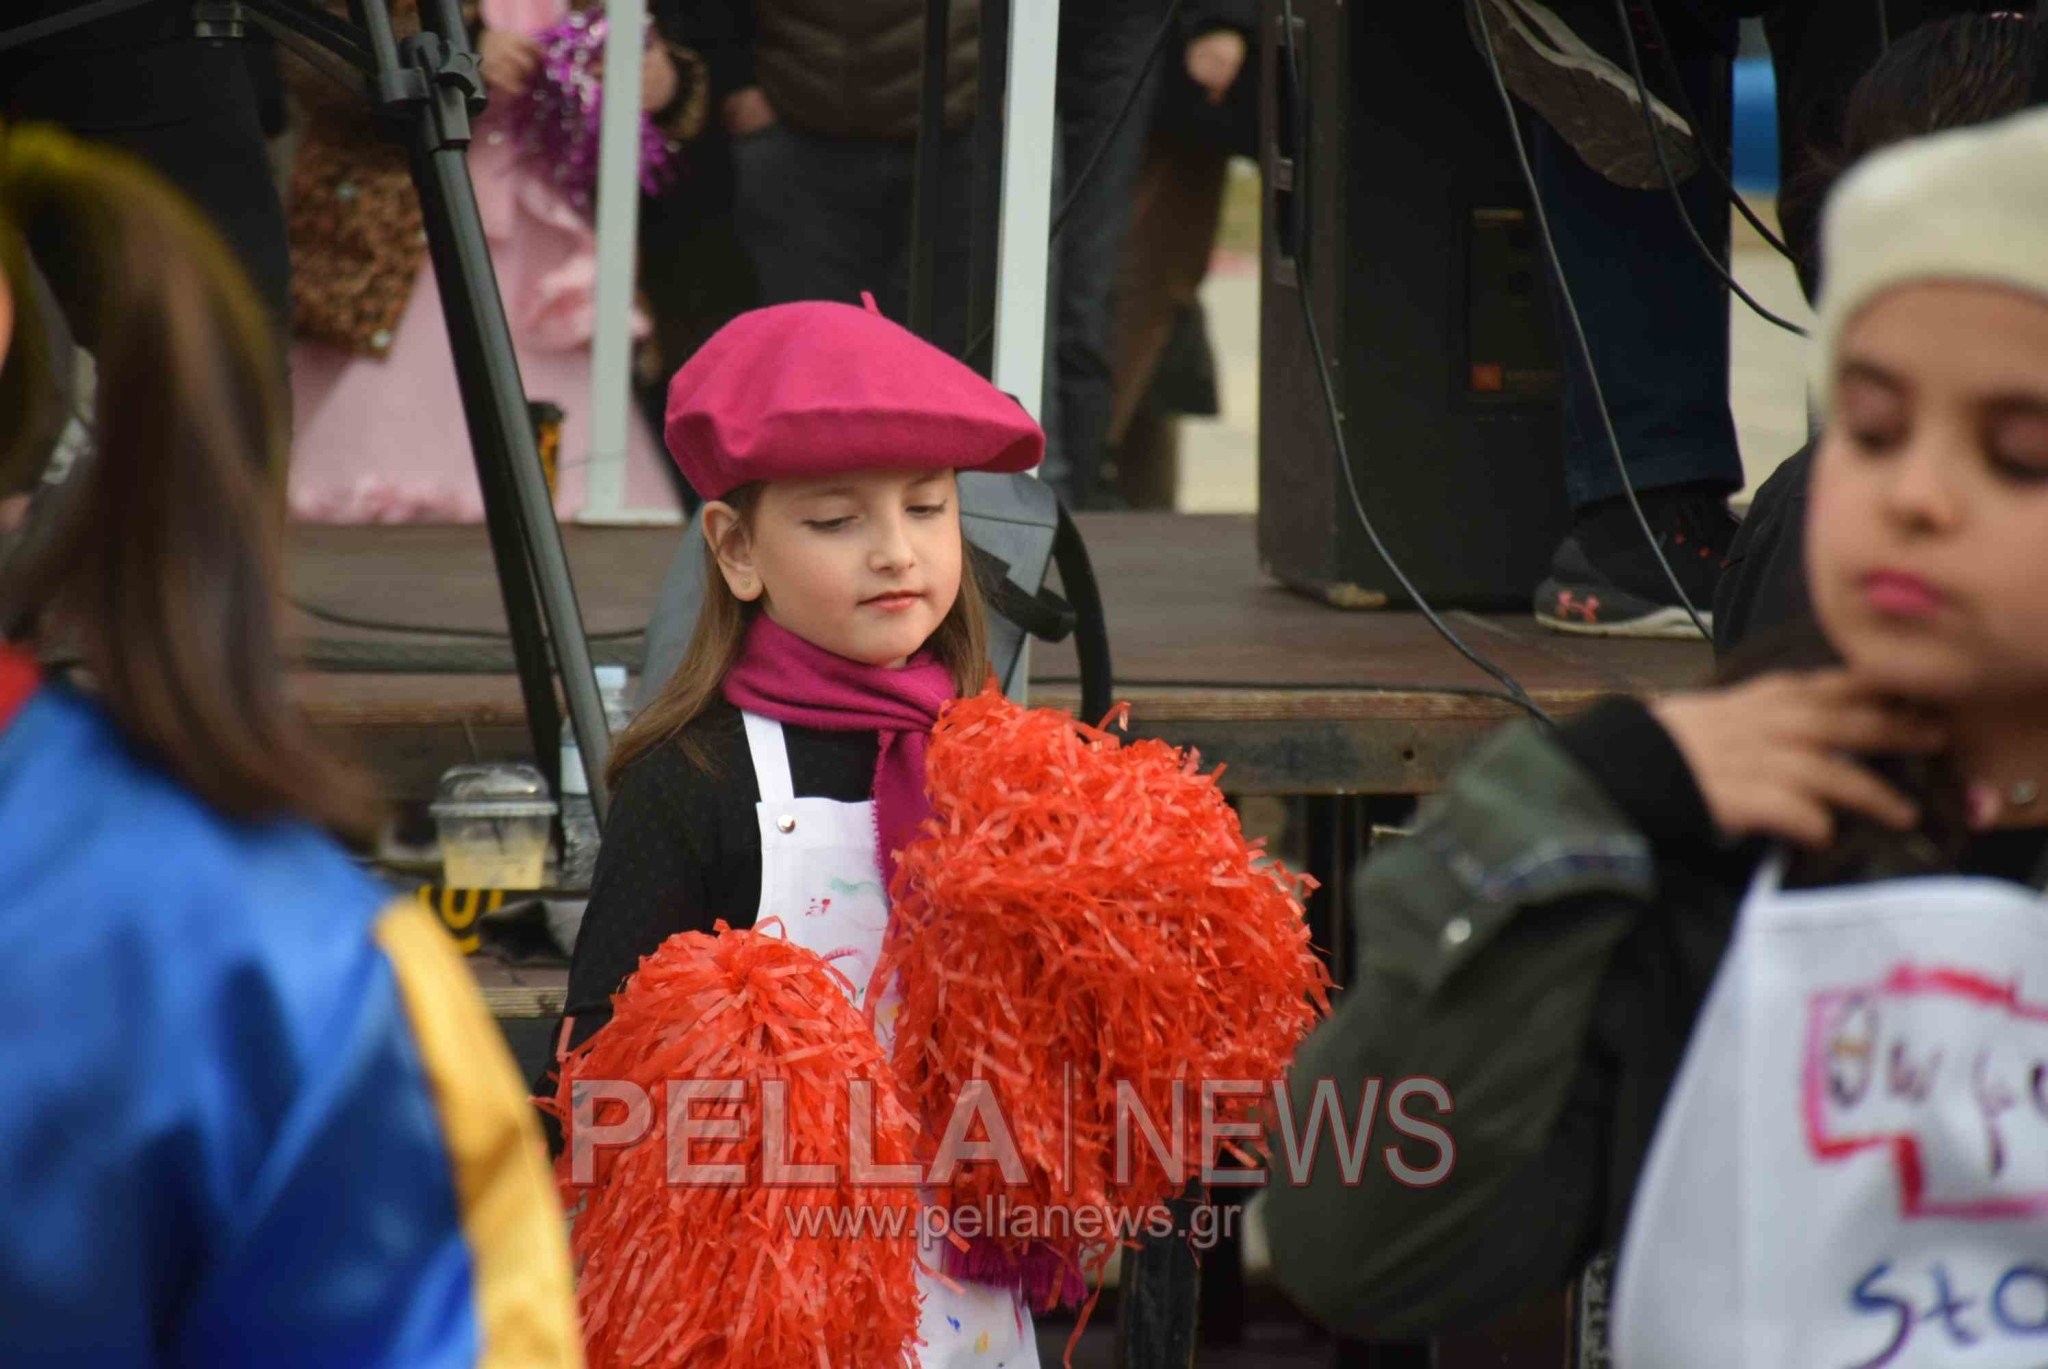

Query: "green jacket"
<box><xmin>1262</xmin><ymin>700</ymin><xmax>1748</xmax><ymax>1338</ymax></box>
<box><xmin>1263</xmin><ymin>696</ymin><xmax>2048</xmax><ymax>1339</ymax></box>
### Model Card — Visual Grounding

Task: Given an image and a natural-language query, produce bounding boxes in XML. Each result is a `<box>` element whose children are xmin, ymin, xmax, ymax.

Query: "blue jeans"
<box><xmin>1532</xmin><ymin>41</ymin><xmax>1744</xmax><ymax>511</ymax></box>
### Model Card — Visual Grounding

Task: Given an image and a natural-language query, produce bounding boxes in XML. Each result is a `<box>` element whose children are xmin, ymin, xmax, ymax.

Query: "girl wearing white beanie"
<box><xmin>1266</xmin><ymin>105</ymin><xmax>2048</xmax><ymax>1366</ymax></box>
<box><xmin>1617</xmin><ymin>106</ymin><xmax>2048</xmax><ymax>1366</ymax></box>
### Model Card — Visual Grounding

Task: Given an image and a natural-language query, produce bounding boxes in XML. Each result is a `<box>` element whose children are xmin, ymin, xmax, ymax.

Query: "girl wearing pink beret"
<box><xmin>554</xmin><ymin>299</ymin><xmax>1049</xmax><ymax>1366</ymax></box>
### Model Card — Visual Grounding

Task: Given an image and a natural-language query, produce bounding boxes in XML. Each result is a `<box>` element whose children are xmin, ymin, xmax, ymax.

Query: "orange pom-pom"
<box><xmin>878</xmin><ymin>687</ymin><xmax>1334</xmax><ymax>1296</ymax></box>
<box><xmin>549</xmin><ymin>923</ymin><xmax>925</xmax><ymax>1369</ymax></box>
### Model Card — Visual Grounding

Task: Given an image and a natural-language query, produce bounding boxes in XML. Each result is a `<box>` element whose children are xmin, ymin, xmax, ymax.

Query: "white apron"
<box><xmin>1614</xmin><ymin>850</ymin><xmax>2048</xmax><ymax>1368</ymax></box>
<box><xmin>744</xmin><ymin>713</ymin><xmax>1040</xmax><ymax>1369</ymax></box>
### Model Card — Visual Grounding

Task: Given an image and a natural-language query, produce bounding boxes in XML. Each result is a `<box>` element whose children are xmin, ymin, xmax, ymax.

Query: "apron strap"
<box><xmin>741</xmin><ymin>711</ymin><xmax>796</xmax><ymax>804</ymax></box>
<box><xmin>1753</xmin><ymin>846</ymin><xmax>1789</xmax><ymax>899</ymax></box>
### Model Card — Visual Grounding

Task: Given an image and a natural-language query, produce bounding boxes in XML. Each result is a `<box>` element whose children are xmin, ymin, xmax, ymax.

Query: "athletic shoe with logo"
<box><xmin>1535</xmin><ymin>484</ymin><xmax>1734</xmax><ymax>639</ymax></box>
<box><xmin>1467</xmin><ymin>0</ymin><xmax>1699</xmax><ymax>189</ymax></box>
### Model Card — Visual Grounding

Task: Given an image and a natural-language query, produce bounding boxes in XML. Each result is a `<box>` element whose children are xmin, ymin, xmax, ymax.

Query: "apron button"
<box><xmin>776</xmin><ymin>815</ymin><xmax>797</xmax><ymax>834</ymax></box>
<box><xmin>1442</xmin><ymin>916</ymin><xmax>1473</xmax><ymax>948</ymax></box>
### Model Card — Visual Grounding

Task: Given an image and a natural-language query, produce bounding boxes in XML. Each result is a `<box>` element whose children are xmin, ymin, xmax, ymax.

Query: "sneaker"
<box><xmin>1468</xmin><ymin>0</ymin><xmax>1699</xmax><ymax>190</ymax></box>
<box><xmin>1535</xmin><ymin>485</ymin><xmax>1734</xmax><ymax>639</ymax></box>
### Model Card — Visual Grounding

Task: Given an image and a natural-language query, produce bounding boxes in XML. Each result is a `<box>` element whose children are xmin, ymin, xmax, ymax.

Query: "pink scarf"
<box><xmin>721</xmin><ymin>614</ymin><xmax>954</xmax><ymax>878</ymax></box>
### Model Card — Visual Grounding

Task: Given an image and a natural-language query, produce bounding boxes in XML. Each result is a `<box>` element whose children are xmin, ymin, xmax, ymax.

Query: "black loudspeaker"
<box><xmin>1258</xmin><ymin>0</ymin><xmax>1570</xmax><ymax>610</ymax></box>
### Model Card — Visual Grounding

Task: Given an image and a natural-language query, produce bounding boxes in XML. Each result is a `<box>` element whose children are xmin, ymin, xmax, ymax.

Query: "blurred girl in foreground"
<box><xmin>0</xmin><ymin>124</ymin><xmax>581</xmax><ymax>1365</ymax></box>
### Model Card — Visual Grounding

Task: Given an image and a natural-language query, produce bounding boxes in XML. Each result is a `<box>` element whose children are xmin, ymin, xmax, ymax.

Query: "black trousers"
<box><xmin>731</xmin><ymin>119</ymin><xmax>975</xmax><ymax>357</ymax></box>
<box><xmin>0</xmin><ymin>1</ymin><xmax>291</xmax><ymax>333</ymax></box>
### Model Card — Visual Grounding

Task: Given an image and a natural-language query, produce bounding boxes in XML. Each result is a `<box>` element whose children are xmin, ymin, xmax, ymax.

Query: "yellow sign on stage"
<box><xmin>416</xmin><ymin>885</ymin><xmax>508</xmax><ymax>955</ymax></box>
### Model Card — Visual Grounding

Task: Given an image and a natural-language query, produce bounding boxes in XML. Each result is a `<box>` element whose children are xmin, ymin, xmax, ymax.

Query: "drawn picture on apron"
<box><xmin>1615</xmin><ymin>853</ymin><xmax>2048</xmax><ymax>1368</ymax></box>
<box><xmin>743</xmin><ymin>712</ymin><xmax>1042</xmax><ymax>1369</ymax></box>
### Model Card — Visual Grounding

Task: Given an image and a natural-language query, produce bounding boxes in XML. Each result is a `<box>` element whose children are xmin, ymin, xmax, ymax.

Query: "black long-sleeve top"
<box><xmin>552</xmin><ymin>699</ymin><xmax>878</xmax><ymax>1060</ymax></box>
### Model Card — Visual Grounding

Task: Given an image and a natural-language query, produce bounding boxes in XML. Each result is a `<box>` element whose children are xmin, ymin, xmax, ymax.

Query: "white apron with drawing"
<box><xmin>1613</xmin><ymin>850</ymin><xmax>2048</xmax><ymax>1367</ymax></box>
<box><xmin>744</xmin><ymin>713</ymin><xmax>1041</xmax><ymax>1368</ymax></box>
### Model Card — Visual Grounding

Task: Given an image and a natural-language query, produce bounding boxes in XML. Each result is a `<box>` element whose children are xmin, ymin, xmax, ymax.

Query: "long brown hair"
<box><xmin>0</xmin><ymin>125</ymin><xmax>378</xmax><ymax>841</ymax></box>
<box><xmin>607</xmin><ymin>482</ymin><xmax>992</xmax><ymax>782</ymax></box>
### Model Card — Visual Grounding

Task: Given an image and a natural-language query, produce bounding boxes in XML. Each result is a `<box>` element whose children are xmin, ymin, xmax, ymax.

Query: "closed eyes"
<box><xmin>804</xmin><ymin>505</ymin><xmax>947</xmax><ymax>530</ymax></box>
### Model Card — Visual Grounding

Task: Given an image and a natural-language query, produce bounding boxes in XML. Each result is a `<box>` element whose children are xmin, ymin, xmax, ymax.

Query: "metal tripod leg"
<box><xmin>407</xmin><ymin>133</ymin><xmax>569</xmax><ymax>803</ymax></box>
<box><xmin>384</xmin><ymin>12</ymin><xmax>612</xmax><ymax>819</ymax></box>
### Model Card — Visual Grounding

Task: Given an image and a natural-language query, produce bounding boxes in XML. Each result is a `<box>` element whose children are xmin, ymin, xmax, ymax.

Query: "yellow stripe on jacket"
<box><xmin>374</xmin><ymin>898</ymin><xmax>585</xmax><ymax>1367</ymax></box>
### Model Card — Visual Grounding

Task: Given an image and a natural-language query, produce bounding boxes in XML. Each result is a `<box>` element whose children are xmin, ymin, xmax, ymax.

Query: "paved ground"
<box><xmin>1175</xmin><ymin>161</ymin><xmax>1812</xmax><ymax>515</ymax></box>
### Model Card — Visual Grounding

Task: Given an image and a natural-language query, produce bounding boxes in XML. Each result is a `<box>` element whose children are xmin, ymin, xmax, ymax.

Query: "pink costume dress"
<box><xmin>286</xmin><ymin>0</ymin><xmax>677</xmax><ymax>524</ymax></box>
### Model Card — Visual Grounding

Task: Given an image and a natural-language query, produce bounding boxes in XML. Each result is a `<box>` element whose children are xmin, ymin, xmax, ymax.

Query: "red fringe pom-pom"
<box><xmin>548</xmin><ymin>923</ymin><xmax>925</xmax><ymax>1369</ymax></box>
<box><xmin>877</xmin><ymin>686</ymin><xmax>1334</xmax><ymax>1297</ymax></box>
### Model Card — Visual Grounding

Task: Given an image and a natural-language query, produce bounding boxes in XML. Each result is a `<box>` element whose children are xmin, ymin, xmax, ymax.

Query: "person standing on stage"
<box><xmin>284</xmin><ymin>0</ymin><xmax>701</xmax><ymax>523</ymax></box>
<box><xmin>0</xmin><ymin>125</ymin><xmax>581</xmax><ymax>1364</ymax></box>
<box><xmin>694</xmin><ymin>0</ymin><xmax>981</xmax><ymax>364</ymax></box>
<box><xmin>1104</xmin><ymin>0</ymin><xmax>1257</xmax><ymax>510</ymax></box>
<box><xmin>1472</xmin><ymin>0</ymin><xmax>1996</xmax><ymax>638</ymax></box>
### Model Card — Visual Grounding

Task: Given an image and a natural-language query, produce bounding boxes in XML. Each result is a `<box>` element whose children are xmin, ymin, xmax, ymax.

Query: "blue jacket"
<box><xmin>0</xmin><ymin>675</ymin><xmax>582</xmax><ymax>1366</ymax></box>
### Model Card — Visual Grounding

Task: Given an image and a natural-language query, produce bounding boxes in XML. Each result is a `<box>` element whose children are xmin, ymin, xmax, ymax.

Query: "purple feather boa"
<box><xmin>512</xmin><ymin>10</ymin><xmax>681</xmax><ymax>216</ymax></box>
<box><xmin>941</xmin><ymin>1235</ymin><xmax>1089</xmax><ymax>1312</ymax></box>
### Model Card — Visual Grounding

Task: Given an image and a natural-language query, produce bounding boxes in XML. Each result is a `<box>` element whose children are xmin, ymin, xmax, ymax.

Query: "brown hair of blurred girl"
<box><xmin>0</xmin><ymin>124</ymin><xmax>378</xmax><ymax>840</ymax></box>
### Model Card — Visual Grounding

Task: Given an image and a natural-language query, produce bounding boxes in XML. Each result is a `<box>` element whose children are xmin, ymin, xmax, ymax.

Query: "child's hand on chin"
<box><xmin>1649</xmin><ymin>669</ymin><xmax>1948</xmax><ymax>849</ymax></box>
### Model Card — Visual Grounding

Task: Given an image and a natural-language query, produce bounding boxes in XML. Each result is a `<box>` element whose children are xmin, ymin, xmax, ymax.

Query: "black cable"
<box><xmin>1724</xmin><ymin>180</ymin><xmax>1794</xmax><ymax>265</ymax></box>
<box><xmin>961</xmin><ymin>0</ymin><xmax>1187</xmax><ymax>369</ymax></box>
<box><xmin>1470</xmin><ymin>0</ymin><xmax>1712</xmax><ymax>643</ymax></box>
<box><xmin>1033</xmin><ymin>675</ymin><xmax>1548</xmax><ymax>707</ymax></box>
<box><xmin>1296</xmin><ymin>284</ymin><xmax>1554</xmax><ymax>725</ymax></box>
<box><xmin>1280</xmin><ymin>0</ymin><xmax>1553</xmax><ymax>728</ymax></box>
<box><xmin>292</xmin><ymin>595</ymin><xmax>645</xmax><ymax>641</ymax></box>
<box><xmin>1611</xmin><ymin>0</ymin><xmax>1809</xmax><ymax>337</ymax></box>
<box><xmin>1633</xmin><ymin>0</ymin><xmax>1795</xmax><ymax>262</ymax></box>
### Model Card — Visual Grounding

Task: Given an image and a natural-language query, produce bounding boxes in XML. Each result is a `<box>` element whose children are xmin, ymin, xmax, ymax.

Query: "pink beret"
<box><xmin>662</xmin><ymin>300</ymin><xmax>1045</xmax><ymax>500</ymax></box>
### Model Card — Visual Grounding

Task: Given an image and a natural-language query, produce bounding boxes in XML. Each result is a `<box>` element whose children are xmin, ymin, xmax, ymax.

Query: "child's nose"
<box><xmin>868</xmin><ymin>513</ymin><xmax>917</xmax><ymax>570</ymax></box>
<box><xmin>1882</xmin><ymin>436</ymin><xmax>1965</xmax><ymax>533</ymax></box>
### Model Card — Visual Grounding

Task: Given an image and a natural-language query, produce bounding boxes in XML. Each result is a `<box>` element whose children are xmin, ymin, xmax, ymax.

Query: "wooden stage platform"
<box><xmin>287</xmin><ymin>511</ymin><xmax>1713</xmax><ymax>801</ymax></box>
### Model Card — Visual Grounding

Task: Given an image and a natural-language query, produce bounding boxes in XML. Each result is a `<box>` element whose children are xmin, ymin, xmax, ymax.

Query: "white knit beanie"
<box><xmin>1813</xmin><ymin>106</ymin><xmax>2048</xmax><ymax>415</ymax></box>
